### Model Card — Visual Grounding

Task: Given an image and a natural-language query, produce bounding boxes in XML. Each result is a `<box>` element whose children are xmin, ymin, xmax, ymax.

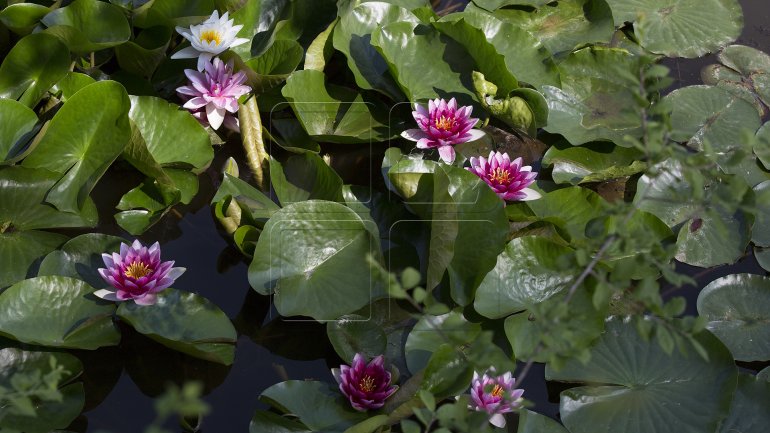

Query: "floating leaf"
<box><xmin>474</xmin><ymin>236</ymin><xmax>578</xmax><ymax>319</ymax></box>
<box><xmin>51</xmin><ymin>72</ymin><xmax>96</xmax><ymax>102</ymax></box>
<box><xmin>22</xmin><ymin>80</ymin><xmax>131</xmax><ymax>213</ymax></box>
<box><xmin>269</xmin><ymin>153</ymin><xmax>344</xmax><ymax>205</ymax></box>
<box><xmin>0</xmin><ymin>230</ymin><xmax>66</xmax><ymax>289</ymax></box>
<box><xmin>260</xmin><ymin>381</ymin><xmax>367</xmax><ymax>432</ymax></box>
<box><xmin>752</xmin><ymin>180</ymin><xmax>770</xmax><ymax>247</ymax></box>
<box><xmin>697</xmin><ymin>273</ymin><xmax>770</xmax><ymax>362</ymax></box>
<box><xmin>37</xmin><ymin>233</ymin><xmax>125</xmax><ymax>289</ymax></box>
<box><xmin>0</xmin><ymin>276</ymin><xmax>120</xmax><ymax>349</ymax></box>
<box><xmin>404</xmin><ymin>311</ymin><xmax>480</xmax><ymax>374</ymax></box>
<box><xmin>282</xmin><ymin>69</ymin><xmax>393</xmax><ymax>143</ymax></box>
<box><xmin>117</xmin><ymin>289</ymin><xmax>237</xmax><ymax>365</ymax></box>
<box><xmin>517</xmin><ymin>409</ymin><xmax>569</xmax><ymax>433</ymax></box>
<box><xmin>0</xmin><ymin>98</ymin><xmax>37</xmax><ymax>164</ymax></box>
<box><xmin>546</xmin><ymin>318</ymin><xmax>737</xmax><ymax>433</ymax></box>
<box><xmin>0</xmin><ymin>3</ymin><xmax>50</xmax><ymax>35</ymax></box>
<box><xmin>327</xmin><ymin>314</ymin><xmax>388</xmax><ymax>363</ymax></box>
<box><xmin>248</xmin><ymin>201</ymin><xmax>381</xmax><ymax>320</ymax></box>
<box><xmin>606</xmin><ymin>0</ymin><xmax>742</xmax><ymax>58</ymax></box>
<box><xmin>115</xmin><ymin>26</ymin><xmax>172</xmax><ymax>78</ymax></box>
<box><xmin>489</xmin><ymin>0</ymin><xmax>614</xmax><ymax>54</ymax></box>
<box><xmin>542</xmin><ymin>140</ymin><xmax>646</xmax><ymax>185</ymax></box>
<box><xmin>41</xmin><ymin>0</ymin><xmax>131</xmax><ymax>53</ymax></box>
<box><xmin>718</xmin><ymin>373</ymin><xmax>770</xmax><ymax>433</ymax></box>
<box><xmin>543</xmin><ymin>47</ymin><xmax>643</xmax><ymax>146</ymax></box>
<box><xmin>0</xmin><ymin>33</ymin><xmax>69</xmax><ymax>108</ymax></box>
<box><xmin>132</xmin><ymin>0</ymin><xmax>215</xmax><ymax>29</ymax></box>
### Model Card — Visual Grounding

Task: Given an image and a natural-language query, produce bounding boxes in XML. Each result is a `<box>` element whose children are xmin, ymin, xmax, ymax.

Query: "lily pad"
<box><xmin>546</xmin><ymin>318</ymin><xmax>738</xmax><ymax>433</ymax></box>
<box><xmin>0</xmin><ymin>276</ymin><xmax>120</xmax><ymax>350</ymax></box>
<box><xmin>0</xmin><ymin>166</ymin><xmax>98</xmax><ymax>230</ymax></box>
<box><xmin>248</xmin><ymin>200</ymin><xmax>382</xmax><ymax>320</ymax></box>
<box><xmin>243</xmin><ymin>39</ymin><xmax>304</xmax><ymax>92</ymax></box>
<box><xmin>606</xmin><ymin>0</ymin><xmax>742</xmax><ymax>58</ymax></box>
<box><xmin>117</xmin><ymin>289</ymin><xmax>237</xmax><ymax>365</ymax></box>
<box><xmin>757</xmin><ymin>246</ymin><xmax>770</xmax><ymax>273</ymax></box>
<box><xmin>542</xmin><ymin>140</ymin><xmax>646</xmax><ymax>185</ymax></box>
<box><xmin>0</xmin><ymin>98</ymin><xmax>37</xmax><ymax>164</ymax></box>
<box><xmin>474</xmin><ymin>236</ymin><xmax>578</xmax><ymax>319</ymax></box>
<box><xmin>371</xmin><ymin>20</ymin><xmax>478</xmax><ymax>107</ymax></box>
<box><xmin>718</xmin><ymin>373</ymin><xmax>770</xmax><ymax>433</ymax></box>
<box><xmin>327</xmin><ymin>314</ymin><xmax>388</xmax><ymax>363</ymax></box>
<box><xmin>526</xmin><ymin>186</ymin><xmax>608</xmax><ymax>245</ymax></box>
<box><xmin>754</xmin><ymin>122</ymin><xmax>770</xmax><ymax>171</ymax></box>
<box><xmin>0</xmin><ymin>32</ymin><xmax>69</xmax><ymax>108</ymax></box>
<box><xmin>332</xmin><ymin>2</ymin><xmax>420</xmax><ymax>99</ymax></box>
<box><xmin>0</xmin><ymin>230</ymin><xmax>66</xmax><ymax>289</ymax></box>
<box><xmin>41</xmin><ymin>0</ymin><xmax>131</xmax><ymax>54</ymax></box>
<box><xmin>697</xmin><ymin>273</ymin><xmax>770</xmax><ymax>362</ymax></box>
<box><xmin>37</xmin><ymin>233</ymin><xmax>125</xmax><ymax>289</ymax></box>
<box><xmin>752</xmin><ymin>180</ymin><xmax>770</xmax><ymax>247</ymax></box>
<box><xmin>543</xmin><ymin>47</ymin><xmax>643</xmax><ymax>146</ymax></box>
<box><xmin>281</xmin><ymin>69</ymin><xmax>393</xmax><ymax>143</ymax></box>
<box><xmin>517</xmin><ymin>409</ymin><xmax>569</xmax><ymax>433</ymax></box>
<box><xmin>51</xmin><ymin>72</ymin><xmax>96</xmax><ymax>102</ymax></box>
<box><xmin>22</xmin><ymin>80</ymin><xmax>131</xmax><ymax>213</ymax></box>
<box><xmin>0</xmin><ymin>3</ymin><xmax>50</xmax><ymax>35</ymax></box>
<box><xmin>115</xmin><ymin>26</ymin><xmax>173</xmax><ymax>78</ymax></box>
<box><xmin>404</xmin><ymin>311</ymin><xmax>481</xmax><ymax>373</ymax></box>
<box><xmin>489</xmin><ymin>0</ymin><xmax>615</xmax><ymax>54</ymax></box>
<box><xmin>260</xmin><ymin>380</ymin><xmax>367</xmax><ymax>432</ymax></box>
<box><xmin>702</xmin><ymin>45</ymin><xmax>770</xmax><ymax>115</ymax></box>
<box><xmin>665</xmin><ymin>85</ymin><xmax>761</xmax><ymax>152</ymax></box>
<box><xmin>133</xmin><ymin>0</ymin><xmax>215</xmax><ymax>29</ymax></box>
<box><xmin>473</xmin><ymin>0</ymin><xmax>554</xmax><ymax>9</ymax></box>
<box><xmin>269</xmin><ymin>153</ymin><xmax>344</xmax><ymax>205</ymax></box>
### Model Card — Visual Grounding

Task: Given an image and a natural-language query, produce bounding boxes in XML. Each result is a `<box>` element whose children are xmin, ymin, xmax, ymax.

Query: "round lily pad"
<box><xmin>697</xmin><ymin>273</ymin><xmax>770</xmax><ymax>362</ymax></box>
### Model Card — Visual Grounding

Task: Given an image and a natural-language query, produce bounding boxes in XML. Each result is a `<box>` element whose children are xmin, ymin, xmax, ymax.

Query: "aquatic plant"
<box><xmin>467</xmin><ymin>151</ymin><xmax>540</xmax><ymax>201</ymax></box>
<box><xmin>331</xmin><ymin>354</ymin><xmax>398</xmax><ymax>411</ymax></box>
<box><xmin>171</xmin><ymin>10</ymin><xmax>249</xmax><ymax>71</ymax></box>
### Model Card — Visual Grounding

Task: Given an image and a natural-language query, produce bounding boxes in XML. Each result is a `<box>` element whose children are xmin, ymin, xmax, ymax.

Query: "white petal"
<box><xmin>197</xmin><ymin>53</ymin><xmax>214</xmax><ymax>71</ymax></box>
<box><xmin>166</xmin><ymin>267</ymin><xmax>186</xmax><ymax>280</ymax></box>
<box><xmin>401</xmin><ymin>129</ymin><xmax>427</xmax><ymax>142</ymax></box>
<box><xmin>94</xmin><ymin>289</ymin><xmax>119</xmax><ymax>301</ymax></box>
<box><xmin>230</xmin><ymin>37</ymin><xmax>250</xmax><ymax>48</ymax></box>
<box><xmin>170</xmin><ymin>46</ymin><xmax>201</xmax><ymax>59</ymax></box>
<box><xmin>489</xmin><ymin>413</ymin><xmax>506</xmax><ymax>428</ymax></box>
<box><xmin>206</xmin><ymin>105</ymin><xmax>226</xmax><ymax>130</ymax></box>
<box><xmin>519</xmin><ymin>188</ymin><xmax>542</xmax><ymax>201</ymax></box>
<box><xmin>465</xmin><ymin>129</ymin><xmax>486</xmax><ymax>141</ymax></box>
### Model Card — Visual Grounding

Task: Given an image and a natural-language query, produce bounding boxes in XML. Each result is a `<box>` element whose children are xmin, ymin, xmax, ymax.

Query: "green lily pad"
<box><xmin>606</xmin><ymin>0</ymin><xmax>742</xmax><ymax>58</ymax></box>
<box><xmin>281</xmin><ymin>69</ymin><xmax>393</xmax><ymax>143</ymax></box>
<box><xmin>754</xmin><ymin>122</ymin><xmax>770</xmax><ymax>171</ymax></box>
<box><xmin>117</xmin><ymin>289</ymin><xmax>237</xmax><ymax>365</ymax></box>
<box><xmin>387</xmin><ymin>159</ymin><xmax>508</xmax><ymax>306</ymax></box>
<box><xmin>332</xmin><ymin>2</ymin><xmax>420</xmax><ymax>99</ymax></box>
<box><xmin>133</xmin><ymin>0</ymin><xmax>215</xmax><ymax>29</ymax></box>
<box><xmin>0</xmin><ymin>346</ymin><xmax>85</xmax><ymax>433</ymax></box>
<box><xmin>404</xmin><ymin>311</ymin><xmax>481</xmax><ymax>373</ymax></box>
<box><xmin>752</xmin><ymin>180</ymin><xmax>770</xmax><ymax>247</ymax></box>
<box><xmin>517</xmin><ymin>409</ymin><xmax>569</xmax><ymax>433</ymax></box>
<box><xmin>248</xmin><ymin>200</ymin><xmax>382</xmax><ymax>320</ymax></box>
<box><xmin>702</xmin><ymin>45</ymin><xmax>770</xmax><ymax>116</ymax></box>
<box><xmin>474</xmin><ymin>236</ymin><xmax>578</xmax><ymax>319</ymax></box>
<box><xmin>757</xmin><ymin>246</ymin><xmax>770</xmax><ymax>273</ymax></box>
<box><xmin>269</xmin><ymin>153</ymin><xmax>344</xmax><ymax>205</ymax></box>
<box><xmin>371</xmin><ymin>20</ymin><xmax>478</xmax><ymax>107</ymax></box>
<box><xmin>449</xmin><ymin>7</ymin><xmax>559</xmax><ymax>88</ymax></box>
<box><xmin>249</xmin><ymin>410</ymin><xmax>313</xmax><ymax>433</ymax></box>
<box><xmin>115</xmin><ymin>26</ymin><xmax>172</xmax><ymax>78</ymax></box>
<box><xmin>0</xmin><ymin>3</ymin><xmax>50</xmax><ymax>35</ymax></box>
<box><xmin>542</xmin><ymin>140</ymin><xmax>646</xmax><ymax>185</ymax></box>
<box><xmin>242</xmin><ymin>39</ymin><xmax>304</xmax><ymax>92</ymax></box>
<box><xmin>51</xmin><ymin>72</ymin><xmax>96</xmax><ymax>102</ymax></box>
<box><xmin>543</xmin><ymin>47</ymin><xmax>643</xmax><ymax>146</ymax></box>
<box><xmin>0</xmin><ymin>98</ymin><xmax>37</xmax><ymax>164</ymax></box>
<box><xmin>0</xmin><ymin>32</ymin><xmax>69</xmax><ymax>108</ymax></box>
<box><xmin>0</xmin><ymin>230</ymin><xmax>66</xmax><ymax>289</ymax></box>
<box><xmin>489</xmin><ymin>0</ymin><xmax>615</xmax><ymax>54</ymax></box>
<box><xmin>327</xmin><ymin>314</ymin><xmax>388</xmax><ymax>363</ymax></box>
<box><xmin>37</xmin><ymin>233</ymin><xmax>125</xmax><ymax>289</ymax></box>
<box><xmin>41</xmin><ymin>0</ymin><xmax>131</xmax><ymax>54</ymax></box>
<box><xmin>211</xmin><ymin>172</ymin><xmax>281</xmax><ymax>224</ymax></box>
<box><xmin>0</xmin><ymin>166</ymin><xmax>98</xmax><ymax>230</ymax></box>
<box><xmin>0</xmin><ymin>276</ymin><xmax>120</xmax><ymax>350</ymax></box>
<box><xmin>260</xmin><ymin>380</ymin><xmax>367</xmax><ymax>432</ymax></box>
<box><xmin>546</xmin><ymin>318</ymin><xmax>738</xmax><ymax>433</ymax></box>
<box><xmin>526</xmin><ymin>186</ymin><xmax>608</xmax><ymax>245</ymax></box>
<box><xmin>22</xmin><ymin>80</ymin><xmax>131</xmax><ymax>213</ymax></box>
<box><xmin>718</xmin><ymin>373</ymin><xmax>770</xmax><ymax>433</ymax></box>
<box><xmin>697</xmin><ymin>273</ymin><xmax>770</xmax><ymax>362</ymax></box>
<box><xmin>665</xmin><ymin>85</ymin><xmax>761</xmax><ymax>152</ymax></box>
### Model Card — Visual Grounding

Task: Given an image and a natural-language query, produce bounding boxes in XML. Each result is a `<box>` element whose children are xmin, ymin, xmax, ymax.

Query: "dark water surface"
<box><xmin>79</xmin><ymin>1</ymin><xmax>770</xmax><ymax>431</ymax></box>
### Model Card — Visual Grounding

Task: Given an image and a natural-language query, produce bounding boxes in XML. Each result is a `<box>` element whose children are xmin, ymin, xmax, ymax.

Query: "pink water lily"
<box><xmin>467</xmin><ymin>151</ymin><xmax>540</xmax><ymax>201</ymax></box>
<box><xmin>331</xmin><ymin>354</ymin><xmax>398</xmax><ymax>411</ymax></box>
<box><xmin>95</xmin><ymin>240</ymin><xmax>185</xmax><ymax>306</ymax></box>
<box><xmin>401</xmin><ymin>97</ymin><xmax>484</xmax><ymax>164</ymax></box>
<box><xmin>470</xmin><ymin>370</ymin><xmax>524</xmax><ymax>428</ymax></box>
<box><xmin>176</xmin><ymin>57</ymin><xmax>251</xmax><ymax>131</ymax></box>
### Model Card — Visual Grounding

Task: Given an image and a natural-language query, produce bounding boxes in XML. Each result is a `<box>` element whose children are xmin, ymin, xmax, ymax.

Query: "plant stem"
<box><xmin>238</xmin><ymin>96</ymin><xmax>269</xmax><ymax>191</ymax></box>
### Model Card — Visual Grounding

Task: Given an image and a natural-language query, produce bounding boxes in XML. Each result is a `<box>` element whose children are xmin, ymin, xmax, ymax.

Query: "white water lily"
<box><xmin>171</xmin><ymin>10</ymin><xmax>249</xmax><ymax>71</ymax></box>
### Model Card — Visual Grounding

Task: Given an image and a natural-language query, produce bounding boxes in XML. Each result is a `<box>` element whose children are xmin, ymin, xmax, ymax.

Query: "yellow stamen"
<box><xmin>359</xmin><ymin>375</ymin><xmax>376</xmax><ymax>393</ymax></box>
<box><xmin>491</xmin><ymin>384</ymin><xmax>504</xmax><ymax>398</ymax></box>
<box><xmin>490</xmin><ymin>167</ymin><xmax>511</xmax><ymax>184</ymax></box>
<box><xmin>125</xmin><ymin>261</ymin><xmax>152</xmax><ymax>279</ymax></box>
<box><xmin>434</xmin><ymin>115</ymin><xmax>455</xmax><ymax>131</ymax></box>
<box><xmin>199</xmin><ymin>30</ymin><xmax>222</xmax><ymax>46</ymax></box>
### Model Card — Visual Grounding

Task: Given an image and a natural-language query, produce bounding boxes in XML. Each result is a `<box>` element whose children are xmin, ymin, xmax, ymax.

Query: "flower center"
<box><xmin>490</xmin><ymin>167</ymin><xmax>511</xmax><ymax>184</ymax></box>
<box><xmin>491</xmin><ymin>384</ymin><xmax>504</xmax><ymax>398</ymax></box>
<box><xmin>359</xmin><ymin>375</ymin><xmax>376</xmax><ymax>393</ymax></box>
<box><xmin>434</xmin><ymin>115</ymin><xmax>455</xmax><ymax>131</ymax></box>
<box><xmin>125</xmin><ymin>261</ymin><xmax>152</xmax><ymax>279</ymax></box>
<box><xmin>199</xmin><ymin>30</ymin><xmax>222</xmax><ymax>46</ymax></box>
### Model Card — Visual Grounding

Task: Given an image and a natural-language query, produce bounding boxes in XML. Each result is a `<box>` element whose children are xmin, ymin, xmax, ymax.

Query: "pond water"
<box><xmin>66</xmin><ymin>0</ymin><xmax>770</xmax><ymax>431</ymax></box>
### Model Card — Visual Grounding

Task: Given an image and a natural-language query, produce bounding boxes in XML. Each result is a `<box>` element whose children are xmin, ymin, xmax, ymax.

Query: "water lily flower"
<box><xmin>331</xmin><ymin>354</ymin><xmax>398</xmax><ymax>411</ymax></box>
<box><xmin>95</xmin><ymin>240</ymin><xmax>185</xmax><ymax>306</ymax></box>
<box><xmin>176</xmin><ymin>57</ymin><xmax>251</xmax><ymax>131</ymax></box>
<box><xmin>171</xmin><ymin>10</ymin><xmax>249</xmax><ymax>71</ymax></box>
<box><xmin>401</xmin><ymin>97</ymin><xmax>484</xmax><ymax>164</ymax></box>
<box><xmin>467</xmin><ymin>151</ymin><xmax>540</xmax><ymax>202</ymax></box>
<box><xmin>469</xmin><ymin>370</ymin><xmax>524</xmax><ymax>428</ymax></box>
